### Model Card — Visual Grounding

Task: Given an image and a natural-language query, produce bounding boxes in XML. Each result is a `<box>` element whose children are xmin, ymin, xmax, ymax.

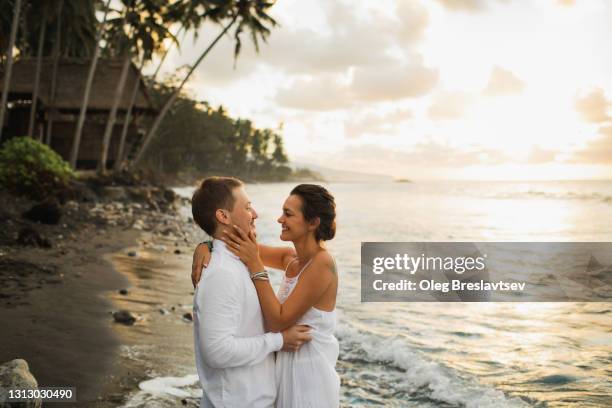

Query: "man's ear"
<box><xmin>215</xmin><ymin>209</ymin><xmax>231</xmax><ymax>226</ymax></box>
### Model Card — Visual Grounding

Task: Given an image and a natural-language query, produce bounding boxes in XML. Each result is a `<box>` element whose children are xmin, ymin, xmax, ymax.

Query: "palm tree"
<box><xmin>44</xmin><ymin>0</ymin><xmax>63</xmax><ymax>145</ymax></box>
<box><xmin>130</xmin><ymin>0</ymin><xmax>278</xmax><ymax>168</ymax></box>
<box><xmin>27</xmin><ymin>2</ymin><xmax>48</xmax><ymax>139</ymax></box>
<box><xmin>98</xmin><ymin>0</ymin><xmax>178</xmax><ymax>173</ymax></box>
<box><xmin>0</xmin><ymin>0</ymin><xmax>23</xmax><ymax>142</ymax></box>
<box><xmin>114</xmin><ymin>25</ymin><xmax>186</xmax><ymax>171</ymax></box>
<box><xmin>69</xmin><ymin>0</ymin><xmax>111</xmax><ymax>168</ymax></box>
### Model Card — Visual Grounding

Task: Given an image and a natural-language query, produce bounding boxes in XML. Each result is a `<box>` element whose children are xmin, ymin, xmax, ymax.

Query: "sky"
<box><xmin>156</xmin><ymin>0</ymin><xmax>612</xmax><ymax>180</ymax></box>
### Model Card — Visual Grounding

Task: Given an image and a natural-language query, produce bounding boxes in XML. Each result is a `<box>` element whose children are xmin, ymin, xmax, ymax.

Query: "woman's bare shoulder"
<box><xmin>311</xmin><ymin>250</ymin><xmax>336</xmax><ymax>274</ymax></box>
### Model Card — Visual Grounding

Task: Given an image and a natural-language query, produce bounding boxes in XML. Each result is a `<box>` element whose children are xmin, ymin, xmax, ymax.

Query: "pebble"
<box><xmin>182</xmin><ymin>312</ymin><xmax>193</xmax><ymax>322</ymax></box>
<box><xmin>119</xmin><ymin>289</ymin><xmax>128</xmax><ymax>295</ymax></box>
<box><xmin>127</xmin><ymin>251</ymin><xmax>137</xmax><ymax>257</ymax></box>
<box><xmin>113</xmin><ymin>310</ymin><xmax>136</xmax><ymax>325</ymax></box>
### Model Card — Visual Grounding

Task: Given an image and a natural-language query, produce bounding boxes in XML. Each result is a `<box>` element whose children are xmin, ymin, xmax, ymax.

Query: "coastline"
<box><xmin>0</xmin><ymin>184</ymin><xmax>201</xmax><ymax>407</ymax></box>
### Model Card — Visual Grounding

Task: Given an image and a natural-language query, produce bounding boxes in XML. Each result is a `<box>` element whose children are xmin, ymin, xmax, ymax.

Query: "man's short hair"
<box><xmin>192</xmin><ymin>177</ymin><xmax>243</xmax><ymax>236</ymax></box>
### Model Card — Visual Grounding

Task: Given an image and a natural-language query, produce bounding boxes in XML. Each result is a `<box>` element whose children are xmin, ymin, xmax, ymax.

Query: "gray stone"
<box><xmin>113</xmin><ymin>310</ymin><xmax>136</xmax><ymax>325</ymax></box>
<box><xmin>22</xmin><ymin>202</ymin><xmax>62</xmax><ymax>225</ymax></box>
<box><xmin>17</xmin><ymin>227</ymin><xmax>51</xmax><ymax>248</ymax></box>
<box><xmin>0</xmin><ymin>359</ymin><xmax>42</xmax><ymax>407</ymax></box>
<box><xmin>101</xmin><ymin>186</ymin><xmax>127</xmax><ymax>201</ymax></box>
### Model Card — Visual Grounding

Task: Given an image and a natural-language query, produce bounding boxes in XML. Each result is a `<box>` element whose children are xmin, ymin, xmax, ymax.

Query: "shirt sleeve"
<box><xmin>194</xmin><ymin>260</ymin><xmax>283</xmax><ymax>369</ymax></box>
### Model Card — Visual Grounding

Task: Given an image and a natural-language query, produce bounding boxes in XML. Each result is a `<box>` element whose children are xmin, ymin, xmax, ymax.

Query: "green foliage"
<box><xmin>0</xmin><ymin>137</ymin><xmax>75</xmax><ymax>199</ymax></box>
<box><xmin>142</xmin><ymin>78</ymin><xmax>293</xmax><ymax>181</ymax></box>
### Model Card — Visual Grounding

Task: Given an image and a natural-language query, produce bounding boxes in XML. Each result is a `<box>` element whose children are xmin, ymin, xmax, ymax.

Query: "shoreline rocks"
<box><xmin>0</xmin><ymin>359</ymin><xmax>41</xmax><ymax>408</ymax></box>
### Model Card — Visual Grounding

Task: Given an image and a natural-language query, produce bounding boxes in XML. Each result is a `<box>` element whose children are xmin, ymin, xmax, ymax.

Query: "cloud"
<box><xmin>571</xmin><ymin>125</ymin><xmax>612</xmax><ymax>164</ymax></box>
<box><xmin>351</xmin><ymin>60</ymin><xmax>439</xmax><ymax>102</ymax></box>
<box><xmin>428</xmin><ymin>91</ymin><xmax>472</xmax><ymax>120</ymax></box>
<box><xmin>483</xmin><ymin>66</ymin><xmax>526</xmax><ymax>96</ymax></box>
<box><xmin>182</xmin><ymin>0</ymin><xmax>431</xmax><ymax>87</ymax></box>
<box><xmin>344</xmin><ymin>108</ymin><xmax>413</xmax><ymax>138</ymax></box>
<box><xmin>526</xmin><ymin>146</ymin><xmax>559</xmax><ymax>164</ymax></box>
<box><xmin>575</xmin><ymin>88</ymin><xmax>611</xmax><ymax>123</ymax></box>
<box><xmin>275</xmin><ymin>57</ymin><xmax>438</xmax><ymax>111</ymax></box>
<box><xmin>435</xmin><ymin>0</ymin><xmax>509</xmax><ymax>12</ymax></box>
<box><xmin>275</xmin><ymin>75</ymin><xmax>353</xmax><ymax>111</ymax></box>
<box><xmin>395</xmin><ymin>1</ymin><xmax>430</xmax><ymax>43</ymax></box>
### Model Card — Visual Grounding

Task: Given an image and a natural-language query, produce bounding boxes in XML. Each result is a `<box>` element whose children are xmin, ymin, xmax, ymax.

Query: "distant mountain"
<box><xmin>291</xmin><ymin>162</ymin><xmax>395</xmax><ymax>183</ymax></box>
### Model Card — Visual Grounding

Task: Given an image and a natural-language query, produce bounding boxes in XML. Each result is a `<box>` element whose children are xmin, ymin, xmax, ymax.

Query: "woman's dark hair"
<box><xmin>290</xmin><ymin>184</ymin><xmax>336</xmax><ymax>242</ymax></box>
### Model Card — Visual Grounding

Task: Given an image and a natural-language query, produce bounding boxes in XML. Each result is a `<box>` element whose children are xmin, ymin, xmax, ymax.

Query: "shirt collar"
<box><xmin>212</xmin><ymin>238</ymin><xmax>239</xmax><ymax>260</ymax></box>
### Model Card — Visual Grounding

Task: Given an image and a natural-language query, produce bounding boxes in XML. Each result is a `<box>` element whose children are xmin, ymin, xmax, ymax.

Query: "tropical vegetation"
<box><xmin>0</xmin><ymin>0</ymin><xmax>296</xmax><ymax>182</ymax></box>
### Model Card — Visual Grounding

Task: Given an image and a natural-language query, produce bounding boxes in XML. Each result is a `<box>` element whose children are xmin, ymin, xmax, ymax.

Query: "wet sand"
<box><xmin>0</xmin><ymin>225</ymin><xmax>138</xmax><ymax>406</ymax></box>
<box><xmin>0</xmin><ymin>191</ymin><xmax>200</xmax><ymax>407</ymax></box>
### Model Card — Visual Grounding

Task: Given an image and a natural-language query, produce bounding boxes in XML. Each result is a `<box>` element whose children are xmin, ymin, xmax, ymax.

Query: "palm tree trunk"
<box><xmin>0</xmin><ymin>0</ymin><xmax>23</xmax><ymax>142</ymax></box>
<box><xmin>114</xmin><ymin>58</ymin><xmax>144</xmax><ymax>172</ymax></box>
<box><xmin>98</xmin><ymin>54</ymin><xmax>131</xmax><ymax>174</ymax></box>
<box><xmin>69</xmin><ymin>0</ymin><xmax>111</xmax><ymax>169</ymax></box>
<box><xmin>130</xmin><ymin>18</ymin><xmax>237</xmax><ymax>168</ymax></box>
<box><xmin>150</xmin><ymin>26</ymin><xmax>184</xmax><ymax>83</ymax></box>
<box><xmin>45</xmin><ymin>0</ymin><xmax>64</xmax><ymax>146</ymax></box>
<box><xmin>28</xmin><ymin>4</ymin><xmax>48</xmax><ymax>138</ymax></box>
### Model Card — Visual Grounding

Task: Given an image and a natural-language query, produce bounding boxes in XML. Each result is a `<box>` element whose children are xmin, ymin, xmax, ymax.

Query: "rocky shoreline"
<box><xmin>0</xmin><ymin>177</ymin><xmax>202</xmax><ymax>407</ymax></box>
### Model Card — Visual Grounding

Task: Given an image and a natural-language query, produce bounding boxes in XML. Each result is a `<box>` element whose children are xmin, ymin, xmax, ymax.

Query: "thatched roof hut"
<box><xmin>0</xmin><ymin>58</ymin><xmax>157</xmax><ymax>169</ymax></box>
<box><xmin>0</xmin><ymin>58</ymin><xmax>156</xmax><ymax>113</ymax></box>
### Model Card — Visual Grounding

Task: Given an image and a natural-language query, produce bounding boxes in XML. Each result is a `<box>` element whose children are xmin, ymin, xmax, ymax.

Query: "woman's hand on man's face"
<box><xmin>223</xmin><ymin>225</ymin><xmax>265</xmax><ymax>273</ymax></box>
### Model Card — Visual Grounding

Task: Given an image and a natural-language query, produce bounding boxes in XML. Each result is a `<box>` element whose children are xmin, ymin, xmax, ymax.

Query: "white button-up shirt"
<box><xmin>193</xmin><ymin>239</ymin><xmax>283</xmax><ymax>408</ymax></box>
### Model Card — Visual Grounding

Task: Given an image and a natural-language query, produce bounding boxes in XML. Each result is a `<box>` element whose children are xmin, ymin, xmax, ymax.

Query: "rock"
<box><xmin>113</xmin><ymin>310</ymin><xmax>136</xmax><ymax>325</ymax></box>
<box><xmin>91</xmin><ymin>215</ymin><xmax>107</xmax><ymax>227</ymax></box>
<box><xmin>0</xmin><ymin>359</ymin><xmax>42</xmax><ymax>407</ymax></box>
<box><xmin>159</xmin><ymin>308</ymin><xmax>169</xmax><ymax>315</ymax></box>
<box><xmin>69</xmin><ymin>180</ymin><xmax>99</xmax><ymax>203</ymax></box>
<box><xmin>182</xmin><ymin>312</ymin><xmax>193</xmax><ymax>322</ymax></box>
<box><xmin>127</xmin><ymin>251</ymin><xmax>137</xmax><ymax>257</ymax></box>
<box><xmin>63</xmin><ymin>200</ymin><xmax>79</xmax><ymax>212</ymax></box>
<box><xmin>181</xmin><ymin>398</ymin><xmax>188</xmax><ymax>405</ymax></box>
<box><xmin>126</xmin><ymin>187</ymin><xmax>151</xmax><ymax>203</ymax></box>
<box><xmin>119</xmin><ymin>289</ymin><xmax>128</xmax><ymax>295</ymax></box>
<box><xmin>174</xmin><ymin>249</ymin><xmax>181</xmax><ymax>255</ymax></box>
<box><xmin>17</xmin><ymin>227</ymin><xmax>52</xmax><ymax>248</ymax></box>
<box><xmin>132</xmin><ymin>220</ymin><xmax>145</xmax><ymax>230</ymax></box>
<box><xmin>22</xmin><ymin>202</ymin><xmax>62</xmax><ymax>225</ymax></box>
<box><xmin>162</xmin><ymin>188</ymin><xmax>176</xmax><ymax>203</ymax></box>
<box><xmin>101</xmin><ymin>186</ymin><xmax>128</xmax><ymax>202</ymax></box>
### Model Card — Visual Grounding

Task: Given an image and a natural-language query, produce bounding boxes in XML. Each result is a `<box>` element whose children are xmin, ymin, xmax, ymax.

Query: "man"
<box><xmin>191</xmin><ymin>176</ymin><xmax>311</xmax><ymax>408</ymax></box>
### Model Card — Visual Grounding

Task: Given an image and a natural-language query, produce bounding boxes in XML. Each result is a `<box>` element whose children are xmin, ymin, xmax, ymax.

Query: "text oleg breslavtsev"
<box><xmin>372</xmin><ymin>279</ymin><xmax>526</xmax><ymax>293</ymax></box>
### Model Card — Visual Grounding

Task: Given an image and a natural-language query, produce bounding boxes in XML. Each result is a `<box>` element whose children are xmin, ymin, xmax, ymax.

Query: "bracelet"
<box><xmin>250</xmin><ymin>271</ymin><xmax>269</xmax><ymax>281</ymax></box>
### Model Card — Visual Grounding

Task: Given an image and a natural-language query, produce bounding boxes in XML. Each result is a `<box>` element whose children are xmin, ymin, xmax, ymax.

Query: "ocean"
<box><xmin>124</xmin><ymin>180</ymin><xmax>612</xmax><ymax>407</ymax></box>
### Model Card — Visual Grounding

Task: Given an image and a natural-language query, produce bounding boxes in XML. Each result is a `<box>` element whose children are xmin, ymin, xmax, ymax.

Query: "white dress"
<box><xmin>275</xmin><ymin>258</ymin><xmax>340</xmax><ymax>408</ymax></box>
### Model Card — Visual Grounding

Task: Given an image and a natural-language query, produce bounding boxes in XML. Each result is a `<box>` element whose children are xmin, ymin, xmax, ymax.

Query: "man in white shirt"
<box><xmin>191</xmin><ymin>177</ymin><xmax>311</xmax><ymax>407</ymax></box>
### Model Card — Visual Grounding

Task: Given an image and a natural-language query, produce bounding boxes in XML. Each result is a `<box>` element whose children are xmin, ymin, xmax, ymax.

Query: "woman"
<box><xmin>192</xmin><ymin>184</ymin><xmax>340</xmax><ymax>407</ymax></box>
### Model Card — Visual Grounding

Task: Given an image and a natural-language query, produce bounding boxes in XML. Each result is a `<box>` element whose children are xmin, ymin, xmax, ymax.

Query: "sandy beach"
<box><xmin>0</xmin><ymin>183</ymin><xmax>201</xmax><ymax>407</ymax></box>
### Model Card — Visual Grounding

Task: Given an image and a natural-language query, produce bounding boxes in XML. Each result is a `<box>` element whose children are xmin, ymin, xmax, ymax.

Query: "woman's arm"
<box><xmin>192</xmin><ymin>242</ymin><xmax>212</xmax><ymax>288</ymax></box>
<box><xmin>223</xmin><ymin>226</ymin><xmax>335</xmax><ymax>332</ymax></box>
<box><xmin>258</xmin><ymin>244</ymin><xmax>296</xmax><ymax>271</ymax></box>
<box><xmin>192</xmin><ymin>241</ymin><xmax>295</xmax><ymax>288</ymax></box>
